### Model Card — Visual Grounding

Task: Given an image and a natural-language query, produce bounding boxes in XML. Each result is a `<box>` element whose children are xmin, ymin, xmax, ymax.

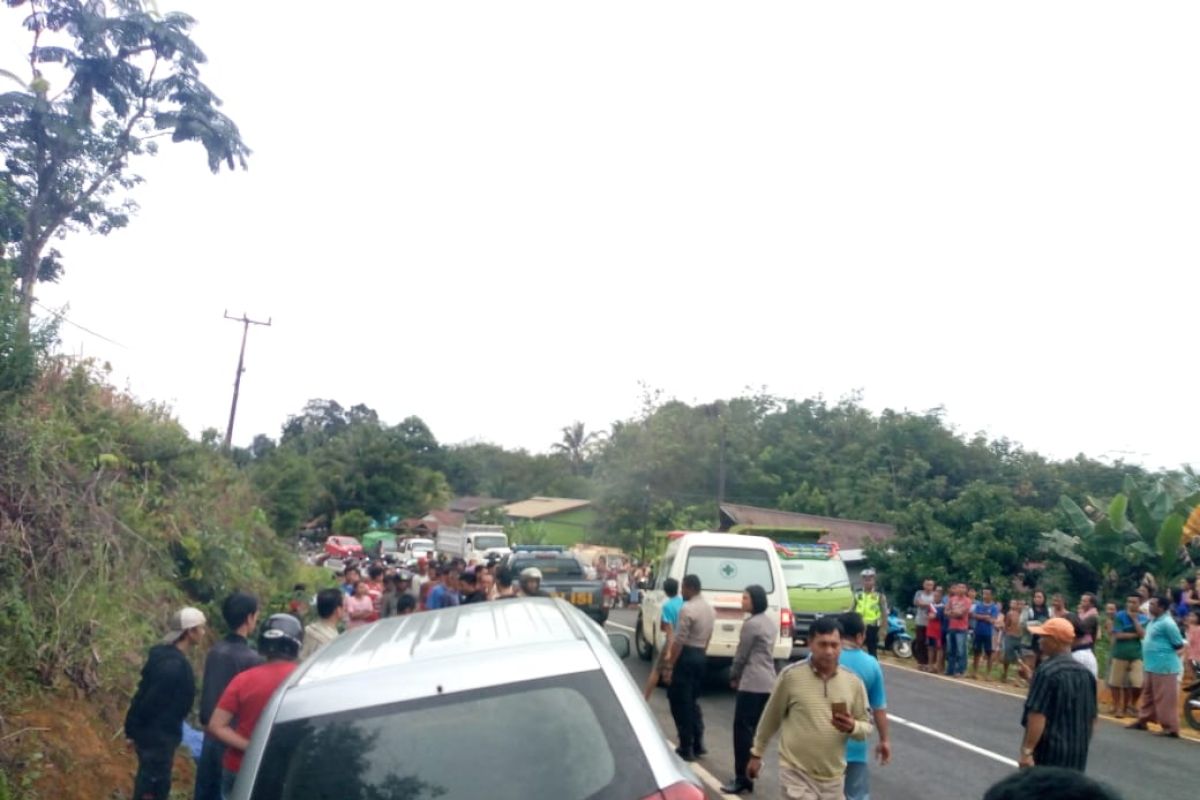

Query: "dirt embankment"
<box><xmin>3</xmin><ymin>694</ymin><xmax>194</xmax><ymax>799</ymax></box>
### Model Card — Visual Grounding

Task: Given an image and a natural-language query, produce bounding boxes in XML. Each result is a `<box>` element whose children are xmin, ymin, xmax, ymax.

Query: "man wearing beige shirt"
<box><xmin>749</xmin><ymin>616</ymin><xmax>871</xmax><ymax>800</ymax></box>
<box><xmin>662</xmin><ymin>574</ymin><xmax>715</xmax><ymax>761</ymax></box>
<box><xmin>299</xmin><ymin>589</ymin><xmax>344</xmax><ymax>661</ymax></box>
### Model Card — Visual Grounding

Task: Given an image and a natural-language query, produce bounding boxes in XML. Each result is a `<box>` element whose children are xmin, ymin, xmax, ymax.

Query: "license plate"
<box><xmin>571</xmin><ymin>591</ymin><xmax>593</xmax><ymax>606</ymax></box>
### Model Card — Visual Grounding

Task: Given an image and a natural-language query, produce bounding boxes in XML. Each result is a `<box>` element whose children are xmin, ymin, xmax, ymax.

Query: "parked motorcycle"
<box><xmin>884</xmin><ymin>608</ymin><xmax>913</xmax><ymax>659</ymax></box>
<box><xmin>1185</xmin><ymin>660</ymin><xmax>1200</xmax><ymax>731</ymax></box>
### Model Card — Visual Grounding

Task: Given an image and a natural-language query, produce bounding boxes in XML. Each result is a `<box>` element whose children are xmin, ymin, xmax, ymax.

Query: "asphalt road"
<box><xmin>606</xmin><ymin>608</ymin><xmax>1193</xmax><ymax>800</ymax></box>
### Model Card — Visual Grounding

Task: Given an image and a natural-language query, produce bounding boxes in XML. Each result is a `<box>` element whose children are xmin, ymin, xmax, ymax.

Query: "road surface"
<box><xmin>606</xmin><ymin>608</ymin><xmax>1192</xmax><ymax>800</ymax></box>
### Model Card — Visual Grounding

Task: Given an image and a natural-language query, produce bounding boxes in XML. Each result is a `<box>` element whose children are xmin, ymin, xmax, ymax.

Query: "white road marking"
<box><xmin>880</xmin><ymin>660</ymin><xmax>1025</xmax><ymax>701</ymax></box>
<box><xmin>607</xmin><ymin>621</ymin><xmax>636</xmax><ymax>633</ymax></box>
<box><xmin>889</xmin><ymin>714</ymin><xmax>1019</xmax><ymax>768</ymax></box>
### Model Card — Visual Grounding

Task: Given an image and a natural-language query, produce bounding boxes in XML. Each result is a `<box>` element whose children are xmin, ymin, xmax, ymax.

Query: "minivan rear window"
<box><xmin>247</xmin><ymin>672</ymin><xmax>657</xmax><ymax>800</ymax></box>
<box><xmin>684</xmin><ymin>546</ymin><xmax>774</xmax><ymax>593</ymax></box>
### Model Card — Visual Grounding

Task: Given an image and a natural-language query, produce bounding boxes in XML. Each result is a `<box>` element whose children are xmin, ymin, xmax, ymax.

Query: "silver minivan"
<box><xmin>230</xmin><ymin>598</ymin><xmax>704</xmax><ymax>800</ymax></box>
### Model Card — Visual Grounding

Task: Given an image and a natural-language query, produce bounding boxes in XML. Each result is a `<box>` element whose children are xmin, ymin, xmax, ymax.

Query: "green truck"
<box><xmin>729</xmin><ymin>525</ymin><xmax>854</xmax><ymax>653</ymax></box>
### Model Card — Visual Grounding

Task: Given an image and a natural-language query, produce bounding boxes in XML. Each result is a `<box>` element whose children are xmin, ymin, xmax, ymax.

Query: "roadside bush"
<box><xmin>0</xmin><ymin>359</ymin><xmax>294</xmax><ymax>702</ymax></box>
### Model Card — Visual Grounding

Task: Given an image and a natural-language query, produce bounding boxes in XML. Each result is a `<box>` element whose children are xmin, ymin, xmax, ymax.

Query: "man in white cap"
<box><xmin>124</xmin><ymin>607</ymin><xmax>207</xmax><ymax>800</ymax></box>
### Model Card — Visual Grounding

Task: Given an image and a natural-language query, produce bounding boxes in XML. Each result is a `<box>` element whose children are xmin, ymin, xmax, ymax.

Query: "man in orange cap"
<box><xmin>1017</xmin><ymin>616</ymin><xmax>1097</xmax><ymax>771</ymax></box>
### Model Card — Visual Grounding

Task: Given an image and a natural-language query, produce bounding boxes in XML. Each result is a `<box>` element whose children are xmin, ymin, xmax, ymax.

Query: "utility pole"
<box><xmin>223</xmin><ymin>311</ymin><xmax>271</xmax><ymax>450</ymax></box>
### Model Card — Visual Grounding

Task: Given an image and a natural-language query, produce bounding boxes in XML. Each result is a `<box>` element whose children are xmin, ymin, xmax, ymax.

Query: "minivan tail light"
<box><xmin>781</xmin><ymin>608</ymin><xmax>793</xmax><ymax>638</ymax></box>
<box><xmin>642</xmin><ymin>781</ymin><xmax>706</xmax><ymax>800</ymax></box>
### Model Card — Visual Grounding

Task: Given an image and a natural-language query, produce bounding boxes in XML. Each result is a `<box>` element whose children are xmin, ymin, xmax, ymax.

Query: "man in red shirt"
<box><xmin>207</xmin><ymin>614</ymin><xmax>303</xmax><ymax>797</ymax></box>
<box><xmin>945</xmin><ymin>583</ymin><xmax>973</xmax><ymax>677</ymax></box>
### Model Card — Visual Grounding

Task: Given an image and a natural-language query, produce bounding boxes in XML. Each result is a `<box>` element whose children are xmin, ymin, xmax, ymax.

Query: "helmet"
<box><xmin>520</xmin><ymin>567</ymin><xmax>543</xmax><ymax>582</ymax></box>
<box><xmin>260</xmin><ymin>613</ymin><xmax>304</xmax><ymax>659</ymax></box>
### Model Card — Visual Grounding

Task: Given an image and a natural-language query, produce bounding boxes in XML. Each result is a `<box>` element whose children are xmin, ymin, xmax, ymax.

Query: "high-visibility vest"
<box><xmin>855</xmin><ymin>591</ymin><xmax>882</xmax><ymax>624</ymax></box>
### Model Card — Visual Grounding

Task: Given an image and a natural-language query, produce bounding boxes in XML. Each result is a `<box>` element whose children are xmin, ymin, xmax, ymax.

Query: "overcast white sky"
<box><xmin>12</xmin><ymin>1</ymin><xmax>1199</xmax><ymax>469</ymax></box>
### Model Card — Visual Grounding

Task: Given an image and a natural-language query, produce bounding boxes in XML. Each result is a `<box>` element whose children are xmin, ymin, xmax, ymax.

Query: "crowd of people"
<box><xmin>647</xmin><ymin>567</ymin><xmax>1199</xmax><ymax>800</ymax></box>
<box><xmin>907</xmin><ymin>573</ymin><xmax>1200</xmax><ymax>737</ymax></box>
<box><xmin>120</xmin><ymin>554</ymin><xmax>1198</xmax><ymax>800</ymax></box>
<box><xmin>121</xmin><ymin>554</ymin><xmax>575</xmax><ymax>800</ymax></box>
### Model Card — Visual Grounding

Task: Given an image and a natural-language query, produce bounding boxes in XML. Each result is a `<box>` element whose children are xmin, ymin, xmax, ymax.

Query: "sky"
<box><xmin>10</xmin><ymin>1</ymin><xmax>1199</xmax><ymax>470</ymax></box>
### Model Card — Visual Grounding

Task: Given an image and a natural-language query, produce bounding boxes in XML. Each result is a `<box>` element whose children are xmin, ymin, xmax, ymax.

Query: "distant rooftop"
<box><xmin>447</xmin><ymin>496</ymin><xmax>507</xmax><ymax>513</ymax></box>
<box><xmin>719</xmin><ymin>503</ymin><xmax>896</xmax><ymax>551</ymax></box>
<box><xmin>503</xmin><ymin>496</ymin><xmax>592</xmax><ymax>519</ymax></box>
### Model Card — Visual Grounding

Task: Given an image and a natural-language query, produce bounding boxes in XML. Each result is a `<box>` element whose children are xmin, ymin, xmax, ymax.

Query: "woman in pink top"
<box><xmin>344</xmin><ymin>581</ymin><xmax>375</xmax><ymax>629</ymax></box>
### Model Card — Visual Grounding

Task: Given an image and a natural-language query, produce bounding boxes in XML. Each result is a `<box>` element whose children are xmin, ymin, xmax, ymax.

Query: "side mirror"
<box><xmin>607</xmin><ymin>632</ymin><xmax>632</xmax><ymax>659</ymax></box>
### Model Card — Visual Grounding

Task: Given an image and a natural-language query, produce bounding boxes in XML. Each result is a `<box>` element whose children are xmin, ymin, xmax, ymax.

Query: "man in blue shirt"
<box><xmin>970</xmin><ymin>587</ymin><xmax>1001</xmax><ymax>680</ymax></box>
<box><xmin>645</xmin><ymin>578</ymin><xmax>684</xmax><ymax>700</ymax></box>
<box><xmin>425</xmin><ymin>567</ymin><xmax>461</xmax><ymax>610</ymax></box>
<box><xmin>1127</xmin><ymin>595</ymin><xmax>1185</xmax><ymax>737</ymax></box>
<box><xmin>341</xmin><ymin>566</ymin><xmax>360</xmax><ymax>596</ymax></box>
<box><xmin>838</xmin><ymin>612</ymin><xmax>891</xmax><ymax>800</ymax></box>
<box><xmin>661</xmin><ymin>577</ymin><xmax>684</xmax><ymax>630</ymax></box>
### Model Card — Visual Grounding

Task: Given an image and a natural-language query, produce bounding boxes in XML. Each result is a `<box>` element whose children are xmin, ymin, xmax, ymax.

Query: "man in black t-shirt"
<box><xmin>195</xmin><ymin>593</ymin><xmax>262</xmax><ymax>800</ymax></box>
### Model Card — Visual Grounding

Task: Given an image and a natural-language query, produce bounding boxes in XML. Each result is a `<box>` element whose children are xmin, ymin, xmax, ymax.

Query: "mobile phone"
<box><xmin>831</xmin><ymin>701</ymin><xmax>848</xmax><ymax>716</ymax></box>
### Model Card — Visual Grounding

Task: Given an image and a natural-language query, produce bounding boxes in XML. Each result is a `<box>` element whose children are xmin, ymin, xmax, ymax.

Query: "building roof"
<box><xmin>718</xmin><ymin>503</ymin><xmax>896</xmax><ymax>551</ymax></box>
<box><xmin>447</xmin><ymin>496</ymin><xmax>508</xmax><ymax>514</ymax></box>
<box><xmin>503</xmin><ymin>496</ymin><xmax>592</xmax><ymax>520</ymax></box>
<box><xmin>422</xmin><ymin>509</ymin><xmax>466</xmax><ymax>529</ymax></box>
<box><xmin>394</xmin><ymin>518</ymin><xmax>435</xmax><ymax>534</ymax></box>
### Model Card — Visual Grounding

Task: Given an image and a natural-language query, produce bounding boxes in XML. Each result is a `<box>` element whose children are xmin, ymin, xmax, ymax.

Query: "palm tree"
<box><xmin>552</xmin><ymin>421</ymin><xmax>602</xmax><ymax>475</ymax></box>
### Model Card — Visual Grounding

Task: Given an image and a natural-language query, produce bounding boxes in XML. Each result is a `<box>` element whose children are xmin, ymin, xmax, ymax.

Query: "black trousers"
<box><xmin>865</xmin><ymin>624</ymin><xmax>880</xmax><ymax>658</ymax></box>
<box><xmin>132</xmin><ymin>742</ymin><xmax>175</xmax><ymax>800</ymax></box>
<box><xmin>732</xmin><ymin>691</ymin><xmax>770</xmax><ymax>786</ymax></box>
<box><xmin>914</xmin><ymin>625</ymin><xmax>929</xmax><ymax>665</ymax></box>
<box><xmin>193</xmin><ymin>734</ymin><xmax>225</xmax><ymax>800</ymax></box>
<box><xmin>667</xmin><ymin>646</ymin><xmax>706</xmax><ymax>753</ymax></box>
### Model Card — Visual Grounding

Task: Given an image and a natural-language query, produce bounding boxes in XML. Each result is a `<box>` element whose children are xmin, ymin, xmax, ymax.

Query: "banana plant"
<box><xmin>1041</xmin><ymin>475</ymin><xmax>1198</xmax><ymax>594</ymax></box>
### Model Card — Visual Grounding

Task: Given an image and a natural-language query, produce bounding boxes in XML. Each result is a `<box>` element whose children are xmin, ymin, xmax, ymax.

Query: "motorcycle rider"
<box><xmin>519</xmin><ymin>567</ymin><xmax>549</xmax><ymax>598</ymax></box>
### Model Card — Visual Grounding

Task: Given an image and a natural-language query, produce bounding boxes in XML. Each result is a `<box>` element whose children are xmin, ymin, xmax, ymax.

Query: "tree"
<box><xmin>0</xmin><ymin>0</ymin><xmax>249</xmax><ymax>345</ymax></box>
<box><xmin>551</xmin><ymin>421</ymin><xmax>600</xmax><ymax>475</ymax></box>
<box><xmin>248</xmin><ymin>446</ymin><xmax>318</xmax><ymax>536</ymax></box>
<box><xmin>332</xmin><ymin>509</ymin><xmax>372</xmax><ymax>537</ymax></box>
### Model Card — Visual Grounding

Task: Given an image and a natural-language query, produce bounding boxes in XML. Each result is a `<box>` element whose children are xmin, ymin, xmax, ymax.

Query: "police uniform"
<box><xmin>854</xmin><ymin>571</ymin><xmax>889</xmax><ymax>658</ymax></box>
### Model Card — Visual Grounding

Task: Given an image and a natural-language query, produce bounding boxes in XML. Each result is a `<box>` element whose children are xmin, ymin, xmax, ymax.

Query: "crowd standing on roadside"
<box><xmin>121</xmin><ymin>547</ymin><xmax>595</xmax><ymax>799</ymax></box>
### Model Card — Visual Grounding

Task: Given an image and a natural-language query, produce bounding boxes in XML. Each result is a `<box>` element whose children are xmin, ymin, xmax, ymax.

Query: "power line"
<box><xmin>33</xmin><ymin>301</ymin><xmax>129</xmax><ymax>349</ymax></box>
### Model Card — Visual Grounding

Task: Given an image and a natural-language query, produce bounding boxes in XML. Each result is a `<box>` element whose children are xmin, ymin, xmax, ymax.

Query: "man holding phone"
<box><xmin>749</xmin><ymin>617</ymin><xmax>872</xmax><ymax>800</ymax></box>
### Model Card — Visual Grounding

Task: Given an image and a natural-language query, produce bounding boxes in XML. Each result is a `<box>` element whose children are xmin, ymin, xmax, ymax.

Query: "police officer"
<box><xmin>854</xmin><ymin>568</ymin><xmax>890</xmax><ymax>658</ymax></box>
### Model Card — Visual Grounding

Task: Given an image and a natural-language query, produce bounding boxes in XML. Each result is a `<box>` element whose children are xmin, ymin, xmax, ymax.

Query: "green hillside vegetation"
<box><xmin>242</xmin><ymin>393</ymin><xmax>1197</xmax><ymax>603</ymax></box>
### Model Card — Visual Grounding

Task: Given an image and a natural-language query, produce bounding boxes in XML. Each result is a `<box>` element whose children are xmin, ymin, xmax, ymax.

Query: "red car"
<box><xmin>324</xmin><ymin>535</ymin><xmax>364</xmax><ymax>559</ymax></box>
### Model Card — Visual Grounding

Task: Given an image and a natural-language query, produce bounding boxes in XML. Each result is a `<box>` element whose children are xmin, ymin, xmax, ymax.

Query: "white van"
<box><xmin>634</xmin><ymin>532</ymin><xmax>792</xmax><ymax>668</ymax></box>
